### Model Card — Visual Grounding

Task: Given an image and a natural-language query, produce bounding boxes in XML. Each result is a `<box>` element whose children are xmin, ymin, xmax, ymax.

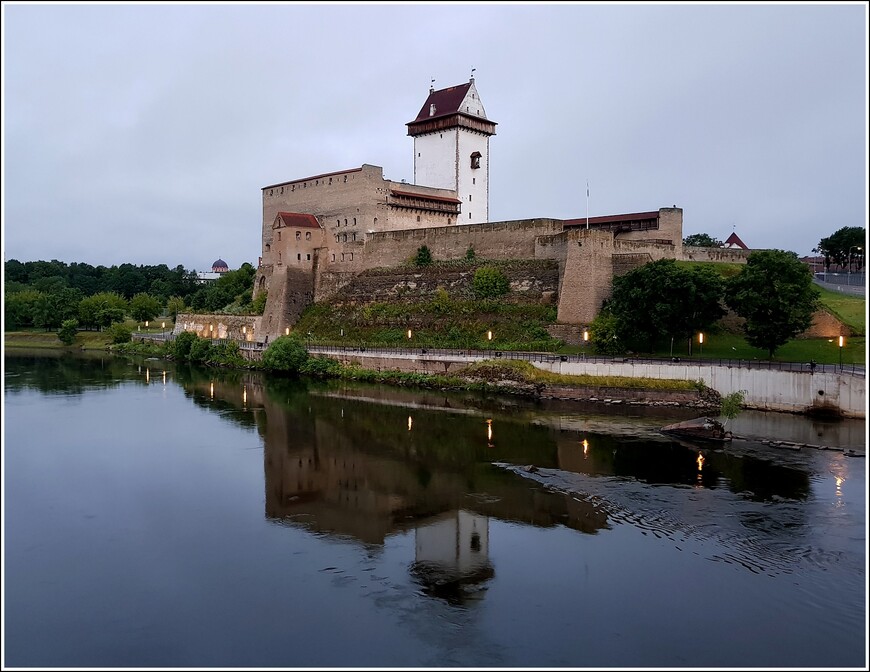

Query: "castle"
<box><xmin>191</xmin><ymin>77</ymin><xmax>748</xmax><ymax>344</ymax></box>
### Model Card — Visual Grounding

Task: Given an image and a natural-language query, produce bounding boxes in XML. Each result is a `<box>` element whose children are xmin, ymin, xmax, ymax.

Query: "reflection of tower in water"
<box><xmin>411</xmin><ymin>510</ymin><xmax>494</xmax><ymax>604</ymax></box>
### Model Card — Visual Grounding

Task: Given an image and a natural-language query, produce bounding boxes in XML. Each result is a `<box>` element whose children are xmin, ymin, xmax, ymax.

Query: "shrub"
<box><xmin>251</xmin><ymin>291</ymin><xmax>267</xmax><ymax>315</ymax></box>
<box><xmin>107</xmin><ymin>322</ymin><xmax>133</xmax><ymax>344</ymax></box>
<box><xmin>188</xmin><ymin>337</ymin><xmax>213</xmax><ymax>363</ymax></box>
<box><xmin>589</xmin><ymin>311</ymin><xmax>623</xmax><ymax>355</ymax></box>
<box><xmin>301</xmin><ymin>355</ymin><xmax>342</xmax><ymax>377</ymax></box>
<box><xmin>262</xmin><ymin>335</ymin><xmax>309</xmax><ymax>373</ymax></box>
<box><xmin>414</xmin><ymin>245</ymin><xmax>433</xmax><ymax>267</ymax></box>
<box><xmin>473</xmin><ymin>266</ymin><xmax>510</xmax><ymax>299</ymax></box>
<box><xmin>465</xmin><ymin>246</ymin><xmax>476</xmax><ymax>260</ymax></box>
<box><xmin>58</xmin><ymin>319</ymin><xmax>79</xmax><ymax>345</ymax></box>
<box><xmin>170</xmin><ymin>331</ymin><xmax>197</xmax><ymax>361</ymax></box>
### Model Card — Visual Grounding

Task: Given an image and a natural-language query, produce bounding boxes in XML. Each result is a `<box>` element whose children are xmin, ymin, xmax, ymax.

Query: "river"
<box><xmin>3</xmin><ymin>349</ymin><xmax>866</xmax><ymax>667</ymax></box>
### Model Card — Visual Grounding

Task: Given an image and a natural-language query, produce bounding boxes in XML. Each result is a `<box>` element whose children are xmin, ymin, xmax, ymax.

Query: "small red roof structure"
<box><xmin>273</xmin><ymin>212</ymin><xmax>321</xmax><ymax>229</ymax></box>
<box><xmin>723</xmin><ymin>232</ymin><xmax>749</xmax><ymax>250</ymax></box>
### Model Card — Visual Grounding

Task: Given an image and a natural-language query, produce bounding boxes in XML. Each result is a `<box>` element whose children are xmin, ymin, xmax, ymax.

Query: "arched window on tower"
<box><xmin>470</xmin><ymin>151</ymin><xmax>482</xmax><ymax>169</ymax></box>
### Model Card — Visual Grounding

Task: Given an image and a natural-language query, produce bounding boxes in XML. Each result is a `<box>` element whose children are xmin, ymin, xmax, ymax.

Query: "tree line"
<box><xmin>591</xmin><ymin>250</ymin><xmax>820</xmax><ymax>358</ymax></box>
<box><xmin>4</xmin><ymin>259</ymin><xmax>260</xmax><ymax>333</ymax></box>
<box><xmin>684</xmin><ymin>226</ymin><xmax>866</xmax><ymax>274</ymax></box>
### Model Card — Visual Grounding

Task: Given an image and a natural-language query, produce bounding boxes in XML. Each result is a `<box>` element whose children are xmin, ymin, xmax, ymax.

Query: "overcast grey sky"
<box><xmin>2</xmin><ymin>2</ymin><xmax>867</xmax><ymax>272</ymax></box>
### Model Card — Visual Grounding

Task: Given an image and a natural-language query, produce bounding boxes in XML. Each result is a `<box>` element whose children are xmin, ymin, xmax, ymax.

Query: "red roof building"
<box><xmin>723</xmin><ymin>232</ymin><xmax>749</xmax><ymax>249</ymax></box>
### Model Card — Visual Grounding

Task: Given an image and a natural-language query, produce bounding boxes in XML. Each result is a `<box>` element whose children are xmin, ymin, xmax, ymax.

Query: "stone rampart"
<box><xmin>682</xmin><ymin>246</ymin><xmax>751</xmax><ymax>263</ymax></box>
<box><xmin>174</xmin><ymin>313</ymin><xmax>262</xmax><ymax>343</ymax></box>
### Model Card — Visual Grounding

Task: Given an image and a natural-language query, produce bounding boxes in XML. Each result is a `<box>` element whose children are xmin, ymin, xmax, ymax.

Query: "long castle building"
<box><xmin>196</xmin><ymin>77</ymin><xmax>748</xmax><ymax>344</ymax></box>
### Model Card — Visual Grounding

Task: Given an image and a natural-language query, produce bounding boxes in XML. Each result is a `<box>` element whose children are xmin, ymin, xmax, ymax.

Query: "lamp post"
<box><xmin>698</xmin><ymin>332</ymin><xmax>704</xmax><ymax>358</ymax></box>
<box><xmin>838</xmin><ymin>335</ymin><xmax>844</xmax><ymax>370</ymax></box>
<box><xmin>307</xmin><ymin>331</ymin><xmax>312</xmax><ymax>350</ymax></box>
<box><xmin>847</xmin><ymin>246</ymin><xmax>862</xmax><ymax>287</ymax></box>
<box><xmin>162</xmin><ymin>321</ymin><xmax>166</xmax><ymax>339</ymax></box>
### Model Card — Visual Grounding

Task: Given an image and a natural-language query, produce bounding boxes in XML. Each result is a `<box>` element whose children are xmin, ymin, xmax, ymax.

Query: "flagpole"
<box><xmin>586</xmin><ymin>180</ymin><xmax>589</xmax><ymax>230</ymax></box>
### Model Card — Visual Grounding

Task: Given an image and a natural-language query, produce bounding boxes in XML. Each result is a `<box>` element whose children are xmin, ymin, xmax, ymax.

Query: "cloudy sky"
<box><xmin>2</xmin><ymin>2</ymin><xmax>867</xmax><ymax>272</ymax></box>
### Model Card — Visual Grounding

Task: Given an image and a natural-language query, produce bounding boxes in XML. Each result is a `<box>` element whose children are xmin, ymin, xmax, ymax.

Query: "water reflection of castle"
<box><xmin>184</xmin><ymin>374</ymin><xmax>608</xmax><ymax>599</ymax></box>
<box><xmin>181</xmin><ymin>372</ymin><xmax>812</xmax><ymax>598</ymax></box>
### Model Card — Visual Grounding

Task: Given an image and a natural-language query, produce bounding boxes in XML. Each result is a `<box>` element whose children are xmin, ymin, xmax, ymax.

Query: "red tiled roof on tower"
<box><xmin>411</xmin><ymin>83</ymin><xmax>472</xmax><ymax>122</ymax></box>
<box><xmin>723</xmin><ymin>232</ymin><xmax>749</xmax><ymax>249</ymax></box>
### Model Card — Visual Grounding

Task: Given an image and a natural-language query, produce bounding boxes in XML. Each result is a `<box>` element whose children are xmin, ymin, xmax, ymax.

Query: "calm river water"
<box><xmin>3</xmin><ymin>350</ymin><xmax>867</xmax><ymax>668</ymax></box>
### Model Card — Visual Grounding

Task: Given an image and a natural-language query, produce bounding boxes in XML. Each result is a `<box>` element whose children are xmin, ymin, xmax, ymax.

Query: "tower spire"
<box><xmin>470</xmin><ymin>67</ymin><xmax>476</xmax><ymax>83</ymax></box>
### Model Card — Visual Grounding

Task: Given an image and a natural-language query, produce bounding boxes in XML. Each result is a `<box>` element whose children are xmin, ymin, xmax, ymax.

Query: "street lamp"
<box><xmin>698</xmin><ymin>332</ymin><xmax>704</xmax><ymax>358</ymax></box>
<box><xmin>487</xmin><ymin>330</ymin><xmax>493</xmax><ymax>341</ymax></box>
<box><xmin>847</xmin><ymin>246</ymin><xmax>862</xmax><ymax>286</ymax></box>
<box><xmin>838</xmin><ymin>335</ymin><xmax>845</xmax><ymax>369</ymax></box>
<box><xmin>407</xmin><ymin>329</ymin><xmax>412</xmax><ymax>340</ymax></box>
<box><xmin>162</xmin><ymin>321</ymin><xmax>166</xmax><ymax>339</ymax></box>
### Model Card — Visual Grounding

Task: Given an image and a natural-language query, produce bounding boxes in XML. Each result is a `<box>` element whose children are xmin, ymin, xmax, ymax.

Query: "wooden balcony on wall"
<box><xmin>406</xmin><ymin>113</ymin><xmax>497</xmax><ymax>137</ymax></box>
<box><xmin>387</xmin><ymin>189</ymin><xmax>462</xmax><ymax>215</ymax></box>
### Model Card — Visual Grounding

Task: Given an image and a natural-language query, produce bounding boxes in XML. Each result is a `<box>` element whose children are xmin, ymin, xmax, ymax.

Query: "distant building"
<box><xmin>723</xmin><ymin>232</ymin><xmax>749</xmax><ymax>250</ymax></box>
<box><xmin>197</xmin><ymin>258</ymin><xmax>230</xmax><ymax>283</ymax></box>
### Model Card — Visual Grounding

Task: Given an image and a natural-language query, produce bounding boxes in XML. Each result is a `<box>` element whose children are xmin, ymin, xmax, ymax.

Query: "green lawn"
<box><xmin>816</xmin><ymin>286</ymin><xmax>866</xmax><ymax>335</ymax></box>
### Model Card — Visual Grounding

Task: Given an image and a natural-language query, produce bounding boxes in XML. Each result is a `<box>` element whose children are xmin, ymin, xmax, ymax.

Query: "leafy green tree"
<box><xmin>262</xmin><ymin>334</ymin><xmax>309</xmax><ymax>373</ymax></box>
<box><xmin>250</xmin><ymin>291</ymin><xmax>267</xmax><ymax>315</ymax></box>
<box><xmin>589</xmin><ymin>310</ymin><xmax>623</xmax><ymax>355</ymax></box>
<box><xmin>4</xmin><ymin>259</ymin><xmax>28</xmax><ymax>284</ymax></box>
<box><xmin>78</xmin><ymin>292</ymin><xmax>128</xmax><ymax>330</ymax></box>
<box><xmin>465</xmin><ymin>246</ymin><xmax>476</xmax><ymax>260</ymax></box>
<box><xmin>130</xmin><ymin>292</ymin><xmax>162</xmax><ymax>323</ymax></box>
<box><xmin>4</xmin><ymin>289</ymin><xmax>42</xmax><ymax>329</ymax></box>
<box><xmin>166</xmin><ymin>296</ymin><xmax>186</xmax><ymax>320</ymax></box>
<box><xmin>473</xmin><ymin>266</ymin><xmax>510</xmax><ymax>299</ymax></box>
<box><xmin>720</xmin><ymin>390</ymin><xmax>747</xmax><ymax>428</ymax></box>
<box><xmin>169</xmin><ymin>331</ymin><xmax>198</xmax><ymax>361</ymax></box>
<box><xmin>414</xmin><ymin>245</ymin><xmax>433</xmax><ymax>267</ymax></box>
<box><xmin>107</xmin><ymin>322</ymin><xmax>133</xmax><ymax>344</ymax></box>
<box><xmin>189</xmin><ymin>337</ymin><xmax>213</xmax><ymax>363</ymax></box>
<box><xmin>683</xmin><ymin>233</ymin><xmax>723</xmax><ymax>247</ymax></box>
<box><xmin>814</xmin><ymin>226</ymin><xmax>865</xmax><ymax>271</ymax></box>
<box><xmin>191</xmin><ymin>263</ymin><xmax>256</xmax><ymax>312</ymax></box>
<box><xmin>609</xmin><ymin>259</ymin><xmax>725</xmax><ymax>353</ymax></box>
<box><xmin>725</xmin><ymin>250</ymin><xmax>820</xmax><ymax>357</ymax></box>
<box><xmin>32</xmin><ymin>292</ymin><xmax>62</xmax><ymax>330</ymax></box>
<box><xmin>57</xmin><ymin>319</ymin><xmax>79</xmax><ymax>345</ymax></box>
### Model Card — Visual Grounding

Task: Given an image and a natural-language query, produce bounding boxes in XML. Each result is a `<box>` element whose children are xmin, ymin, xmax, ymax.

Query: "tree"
<box><xmin>166</xmin><ymin>296</ymin><xmax>186</xmax><ymax>320</ymax></box>
<box><xmin>78</xmin><ymin>292</ymin><xmax>128</xmax><ymax>330</ymax></box>
<box><xmin>814</xmin><ymin>226</ymin><xmax>865</xmax><ymax>272</ymax></box>
<box><xmin>725</xmin><ymin>250</ymin><xmax>820</xmax><ymax>357</ymax></box>
<box><xmin>589</xmin><ymin>310</ymin><xmax>623</xmax><ymax>355</ymax></box>
<box><xmin>683</xmin><ymin>233</ymin><xmax>723</xmax><ymax>248</ymax></box>
<box><xmin>130</xmin><ymin>292</ymin><xmax>162</xmax><ymax>323</ymax></box>
<box><xmin>465</xmin><ymin>246</ymin><xmax>476</xmax><ymax>260</ymax></box>
<box><xmin>472</xmin><ymin>266</ymin><xmax>510</xmax><ymax>299</ymax></box>
<box><xmin>719</xmin><ymin>390</ymin><xmax>747</xmax><ymax>429</ymax></box>
<box><xmin>262</xmin><ymin>334</ymin><xmax>309</xmax><ymax>373</ymax></box>
<box><xmin>414</xmin><ymin>245</ymin><xmax>432</xmax><ymax>267</ymax></box>
<box><xmin>250</xmin><ymin>291</ymin><xmax>267</xmax><ymax>315</ymax></box>
<box><xmin>57</xmin><ymin>319</ymin><xmax>79</xmax><ymax>345</ymax></box>
<box><xmin>609</xmin><ymin>259</ymin><xmax>725</xmax><ymax>353</ymax></box>
<box><xmin>169</xmin><ymin>331</ymin><xmax>198</xmax><ymax>361</ymax></box>
<box><xmin>107</xmin><ymin>322</ymin><xmax>133</xmax><ymax>344</ymax></box>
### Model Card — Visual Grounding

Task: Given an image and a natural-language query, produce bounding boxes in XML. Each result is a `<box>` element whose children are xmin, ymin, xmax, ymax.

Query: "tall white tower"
<box><xmin>407</xmin><ymin>76</ymin><xmax>497</xmax><ymax>225</ymax></box>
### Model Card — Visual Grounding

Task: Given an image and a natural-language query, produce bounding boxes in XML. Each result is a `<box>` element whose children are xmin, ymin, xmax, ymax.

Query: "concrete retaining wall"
<box><xmin>533</xmin><ymin>359</ymin><xmax>865</xmax><ymax>418</ymax></box>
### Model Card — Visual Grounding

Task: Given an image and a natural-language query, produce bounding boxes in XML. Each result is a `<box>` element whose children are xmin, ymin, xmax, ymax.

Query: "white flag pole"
<box><xmin>586</xmin><ymin>180</ymin><xmax>589</xmax><ymax>230</ymax></box>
